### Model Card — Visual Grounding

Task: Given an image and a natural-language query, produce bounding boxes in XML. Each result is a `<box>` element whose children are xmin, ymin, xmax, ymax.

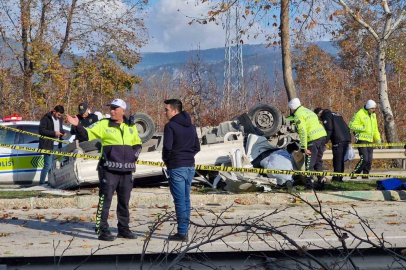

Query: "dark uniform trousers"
<box><xmin>305</xmin><ymin>137</ymin><xmax>326</xmax><ymax>182</ymax></box>
<box><xmin>332</xmin><ymin>142</ymin><xmax>349</xmax><ymax>180</ymax></box>
<box><xmin>353</xmin><ymin>140</ymin><xmax>373</xmax><ymax>174</ymax></box>
<box><xmin>95</xmin><ymin>166</ymin><xmax>133</xmax><ymax>234</ymax></box>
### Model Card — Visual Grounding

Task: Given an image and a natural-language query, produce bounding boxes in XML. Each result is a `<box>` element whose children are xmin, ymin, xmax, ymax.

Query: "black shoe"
<box><xmin>350</xmin><ymin>176</ymin><xmax>357</xmax><ymax>180</ymax></box>
<box><xmin>305</xmin><ymin>180</ymin><xmax>314</xmax><ymax>190</ymax></box>
<box><xmin>117</xmin><ymin>229</ymin><xmax>137</xmax><ymax>239</ymax></box>
<box><xmin>168</xmin><ymin>233</ymin><xmax>188</xmax><ymax>242</ymax></box>
<box><xmin>315</xmin><ymin>180</ymin><xmax>325</xmax><ymax>191</ymax></box>
<box><xmin>332</xmin><ymin>177</ymin><xmax>343</xmax><ymax>182</ymax></box>
<box><xmin>98</xmin><ymin>230</ymin><xmax>115</xmax><ymax>241</ymax></box>
<box><xmin>362</xmin><ymin>176</ymin><xmax>369</xmax><ymax>180</ymax></box>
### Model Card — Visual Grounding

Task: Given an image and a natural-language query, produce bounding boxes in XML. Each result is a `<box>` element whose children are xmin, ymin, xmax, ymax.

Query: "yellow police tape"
<box><xmin>0</xmin><ymin>143</ymin><xmax>405</xmax><ymax>179</ymax></box>
<box><xmin>1</xmin><ymin>123</ymin><xmax>405</xmax><ymax>149</ymax></box>
<box><xmin>0</xmin><ymin>125</ymin><xmax>68</xmax><ymax>145</ymax></box>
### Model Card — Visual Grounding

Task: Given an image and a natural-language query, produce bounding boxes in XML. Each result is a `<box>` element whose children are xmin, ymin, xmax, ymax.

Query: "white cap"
<box><xmin>365</xmin><ymin>100</ymin><xmax>377</xmax><ymax>109</ymax></box>
<box><xmin>107</xmin><ymin>98</ymin><xmax>126</xmax><ymax>110</ymax></box>
<box><xmin>289</xmin><ymin>98</ymin><xmax>301</xmax><ymax>110</ymax></box>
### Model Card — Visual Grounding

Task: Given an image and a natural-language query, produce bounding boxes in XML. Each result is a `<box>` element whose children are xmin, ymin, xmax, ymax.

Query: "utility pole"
<box><xmin>223</xmin><ymin>0</ymin><xmax>244</xmax><ymax>110</ymax></box>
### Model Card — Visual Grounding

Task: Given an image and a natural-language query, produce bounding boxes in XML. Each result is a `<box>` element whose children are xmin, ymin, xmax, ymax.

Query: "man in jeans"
<box><xmin>163</xmin><ymin>99</ymin><xmax>200</xmax><ymax>242</ymax></box>
<box><xmin>38</xmin><ymin>105</ymin><xmax>66</xmax><ymax>185</ymax></box>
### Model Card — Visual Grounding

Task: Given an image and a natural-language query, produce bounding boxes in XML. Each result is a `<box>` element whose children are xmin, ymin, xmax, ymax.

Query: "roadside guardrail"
<box><xmin>323</xmin><ymin>149</ymin><xmax>406</xmax><ymax>169</ymax></box>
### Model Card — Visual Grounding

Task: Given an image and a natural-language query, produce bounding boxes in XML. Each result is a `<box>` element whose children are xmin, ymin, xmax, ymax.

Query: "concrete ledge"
<box><xmin>1</xmin><ymin>190</ymin><xmax>405</xmax><ymax>210</ymax></box>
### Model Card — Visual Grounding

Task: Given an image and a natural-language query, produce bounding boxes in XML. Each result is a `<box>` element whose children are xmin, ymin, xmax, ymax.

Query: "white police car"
<box><xmin>0</xmin><ymin>114</ymin><xmax>72</xmax><ymax>185</ymax></box>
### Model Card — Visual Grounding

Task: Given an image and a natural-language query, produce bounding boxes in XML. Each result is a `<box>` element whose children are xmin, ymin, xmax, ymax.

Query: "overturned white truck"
<box><xmin>49</xmin><ymin>104</ymin><xmax>304</xmax><ymax>190</ymax></box>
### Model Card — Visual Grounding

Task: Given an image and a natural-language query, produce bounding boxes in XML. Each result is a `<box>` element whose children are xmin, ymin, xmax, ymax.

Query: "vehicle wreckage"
<box><xmin>49</xmin><ymin>104</ymin><xmax>305</xmax><ymax>191</ymax></box>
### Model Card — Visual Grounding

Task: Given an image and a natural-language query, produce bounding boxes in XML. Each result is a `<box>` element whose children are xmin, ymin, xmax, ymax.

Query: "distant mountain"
<box><xmin>0</xmin><ymin>38</ymin><xmax>337</xmax><ymax>88</ymax></box>
<box><xmin>133</xmin><ymin>41</ymin><xmax>337</xmax><ymax>86</ymax></box>
<box><xmin>136</xmin><ymin>41</ymin><xmax>337</xmax><ymax>70</ymax></box>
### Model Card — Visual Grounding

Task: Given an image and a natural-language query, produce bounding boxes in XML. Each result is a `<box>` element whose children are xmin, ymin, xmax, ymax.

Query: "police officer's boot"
<box><xmin>117</xmin><ymin>229</ymin><xmax>137</xmax><ymax>239</ymax></box>
<box><xmin>98</xmin><ymin>229</ymin><xmax>115</xmax><ymax>241</ymax></box>
<box><xmin>305</xmin><ymin>178</ymin><xmax>314</xmax><ymax>190</ymax></box>
<box><xmin>316</xmin><ymin>179</ymin><xmax>325</xmax><ymax>191</ymax></box>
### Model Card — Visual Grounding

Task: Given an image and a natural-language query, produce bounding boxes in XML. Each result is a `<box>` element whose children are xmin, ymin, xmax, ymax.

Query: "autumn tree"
<box><xmin>68</xmin><ymin>53</ymin><xmax>141</xmax><ymax>113</ymax></box>
<box><xmin>294</xmin><ymin>44</ymin><xmax>353</xmax><ymax>119</ymax></box>
<box><xmin>329</xmin><ymin>0</ymin><xmax>406</xmax><ymax>144</ymax></box>
<box><xmin>0</xmin><ymin>0</ymin><xmax>148</xmax><ymax>117</ymax></box>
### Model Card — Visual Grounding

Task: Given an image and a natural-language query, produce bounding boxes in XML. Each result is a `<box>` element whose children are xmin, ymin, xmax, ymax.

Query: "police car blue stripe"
<box><xmin>16</xmin><ymin>153</ymin><xmax>43</xmax><ymax>157</ymax></box>
<box><xmin>18</xmin><ymin>169</ymin><xmax>42</xmax><ymax>173</ymax></box>
<box><xmin>0</xmin><ymin>154</ymin><xmax>43</xmax><ymax>158</ymax></box>
<box><xmin>0</xmin><ymin>169</ymin><xmax>41</xmax><ymax>174</ymax></box>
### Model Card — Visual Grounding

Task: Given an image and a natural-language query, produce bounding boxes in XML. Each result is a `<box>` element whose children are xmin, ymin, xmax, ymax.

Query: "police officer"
<box><xmin>314</xmin><ymin>108</ymin><xmax>351</xmax><ymax>182</ymax></box>
<box><xmin>71</xmin><ymin>103</ymin><xmax>99</xmax><ymax>142</ymax></box>
<box><xmin>349</xmin><ymin>100</ymin><xmax>382</xmax><ymax>178</ymax></box>
<box><xmin>289</xmin><ymin>98</ymin><xmax>327</xmax><ymax>190</ymax></box>
<box><xmin>67</xmin><ymin>99</ymin><xmax>142</xmax><ymax>241</ymax></box>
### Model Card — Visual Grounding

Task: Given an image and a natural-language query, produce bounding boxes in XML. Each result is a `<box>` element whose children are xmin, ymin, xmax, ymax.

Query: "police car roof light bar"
<box><xmin>2</xmin><ymin>114</ymin><xmax>23</xmax><ymax>122</ymax></box>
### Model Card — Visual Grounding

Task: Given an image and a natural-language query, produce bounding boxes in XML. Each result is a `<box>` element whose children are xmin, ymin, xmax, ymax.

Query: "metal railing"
<box><xmin>322</xmin><ymin>149</ymin><xmax>406</xmax><ymax>169</ymax></box>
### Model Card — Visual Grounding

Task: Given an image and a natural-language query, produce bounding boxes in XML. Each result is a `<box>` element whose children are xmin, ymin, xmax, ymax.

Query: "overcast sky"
<box><xmin>142</xmin><ymin>0</ymin><xmax>269</xmax><ymax>53</ymax></box>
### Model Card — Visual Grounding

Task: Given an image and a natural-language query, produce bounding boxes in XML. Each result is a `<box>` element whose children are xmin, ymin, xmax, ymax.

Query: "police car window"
<box><xmin>20</xmin><ymin>125</ymin><xmax>40</xmax><ymax>144</ymax></box>
<box><xmin>20</xmin><ymin>125</ymin><xmax>71</xmax><ymax>144</ymax></box>
<box><xmin>0</xmin><ymin>125</ymin><xmax>17</xmax><ymax>145</ymax></box>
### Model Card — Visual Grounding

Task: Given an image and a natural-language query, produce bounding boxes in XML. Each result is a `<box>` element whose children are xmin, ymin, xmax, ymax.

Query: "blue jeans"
<box><xmin>39</xmin><ymin>145</ymin><xmax>58</xmax><ymax>184</ymax></box>
<box><xmin>168</xmin><ymin>167</ymin><xmax>195</xmax><ymax>235</ymax></box>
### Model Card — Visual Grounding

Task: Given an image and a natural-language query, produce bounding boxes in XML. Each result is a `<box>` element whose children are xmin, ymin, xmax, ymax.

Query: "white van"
<box><xmin>0</xmin><ymin>114</ymin><xmax>72</xmax><ymax>185</ymax></box>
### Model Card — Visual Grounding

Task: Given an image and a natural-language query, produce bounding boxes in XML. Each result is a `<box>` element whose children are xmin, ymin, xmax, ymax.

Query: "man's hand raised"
<box><xmin>67</xmin><ymin>114</ymin><xmax>79</xmax><ymax>127</ymax></box>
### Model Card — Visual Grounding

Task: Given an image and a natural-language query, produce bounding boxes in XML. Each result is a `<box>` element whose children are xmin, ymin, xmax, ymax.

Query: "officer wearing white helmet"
<box><xmin>289</xmin><ymin>98</ymin><xmax>327</xmax><ymax>190</ymax></box>
<box><xmin>349</xmin><ymin>100</ymin><xmax>382</xmax><ymax>178</ymax></box>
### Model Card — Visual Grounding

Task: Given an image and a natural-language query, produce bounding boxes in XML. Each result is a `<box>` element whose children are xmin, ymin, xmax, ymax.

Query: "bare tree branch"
<box><xmin>385</xmin><ymin>8</ymin><xmax>406</xmax><ymax>39</ymax></box>
<box><xmin>335</xmin><ymin>0</ymin><xmax>380</xmax><ymax>41</ymax></box>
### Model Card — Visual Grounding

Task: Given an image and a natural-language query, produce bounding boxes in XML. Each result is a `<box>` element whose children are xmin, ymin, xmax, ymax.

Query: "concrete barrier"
<box><xmin>1</xmin><ymin>190</ymin><xmax>406</xmax><ymax>210</ymax></box>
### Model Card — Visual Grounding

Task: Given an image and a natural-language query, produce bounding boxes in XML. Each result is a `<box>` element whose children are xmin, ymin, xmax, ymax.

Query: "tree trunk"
<box><xmin>23</xmin><ymin>73</ymin><xmax>33</xmax><ymax>119</ymax></box>
<box><xmin>280</xmin><ymin>0</ymin><xmax>297</xmax><ymax>101</ymax></box>
<box><xmin>377</xmin><ymin>41</ymin><xmax>401</xmax><ymax>167</ymax></box>
<box><xmin>377</xmin><ymin>41</ymin><xmax>399</xmax><ymax>143</ymax></box>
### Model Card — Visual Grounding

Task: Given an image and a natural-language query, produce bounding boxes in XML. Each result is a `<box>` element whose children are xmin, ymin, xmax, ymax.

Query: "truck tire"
<box><xmin>133</xmin><ymin>113</ymin><xmax>155</xmax><ymax>143</ymax></box>
<box><xmin>79</xmin><ymin>140</ymin><xmax>102</xmax><ymax>153</ymax></box>
<box><xmin>248</xmin><ymin>104</ymin><xmax>282</xmax><ymax>138</ymax></box>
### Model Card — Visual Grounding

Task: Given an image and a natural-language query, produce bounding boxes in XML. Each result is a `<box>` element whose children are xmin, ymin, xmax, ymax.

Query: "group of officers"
<box><xmin>288</xmin><ymin>98</ymin><xmax>382</xmax><ymax>190</ymax></box>
<box><xmin>37</xmin><ymin>97</ymin><xmax>383</xmax><ymax>241</ymax></box>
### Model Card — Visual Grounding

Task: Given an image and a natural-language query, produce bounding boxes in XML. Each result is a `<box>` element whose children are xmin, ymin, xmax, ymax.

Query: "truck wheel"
<box><xmin>248</xmin><ymin>104</ymin><xmax>282</xmax><ymax>137</ymax></box>
<box><xmin>79</xmin><ymin>140</ymin><xmax>102</xmax><ymax>152</ymax></box>
<box><xmin>133</xmin><ymin>113</ymin><xmax>155</xmax><ymax>143</ymax></box>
